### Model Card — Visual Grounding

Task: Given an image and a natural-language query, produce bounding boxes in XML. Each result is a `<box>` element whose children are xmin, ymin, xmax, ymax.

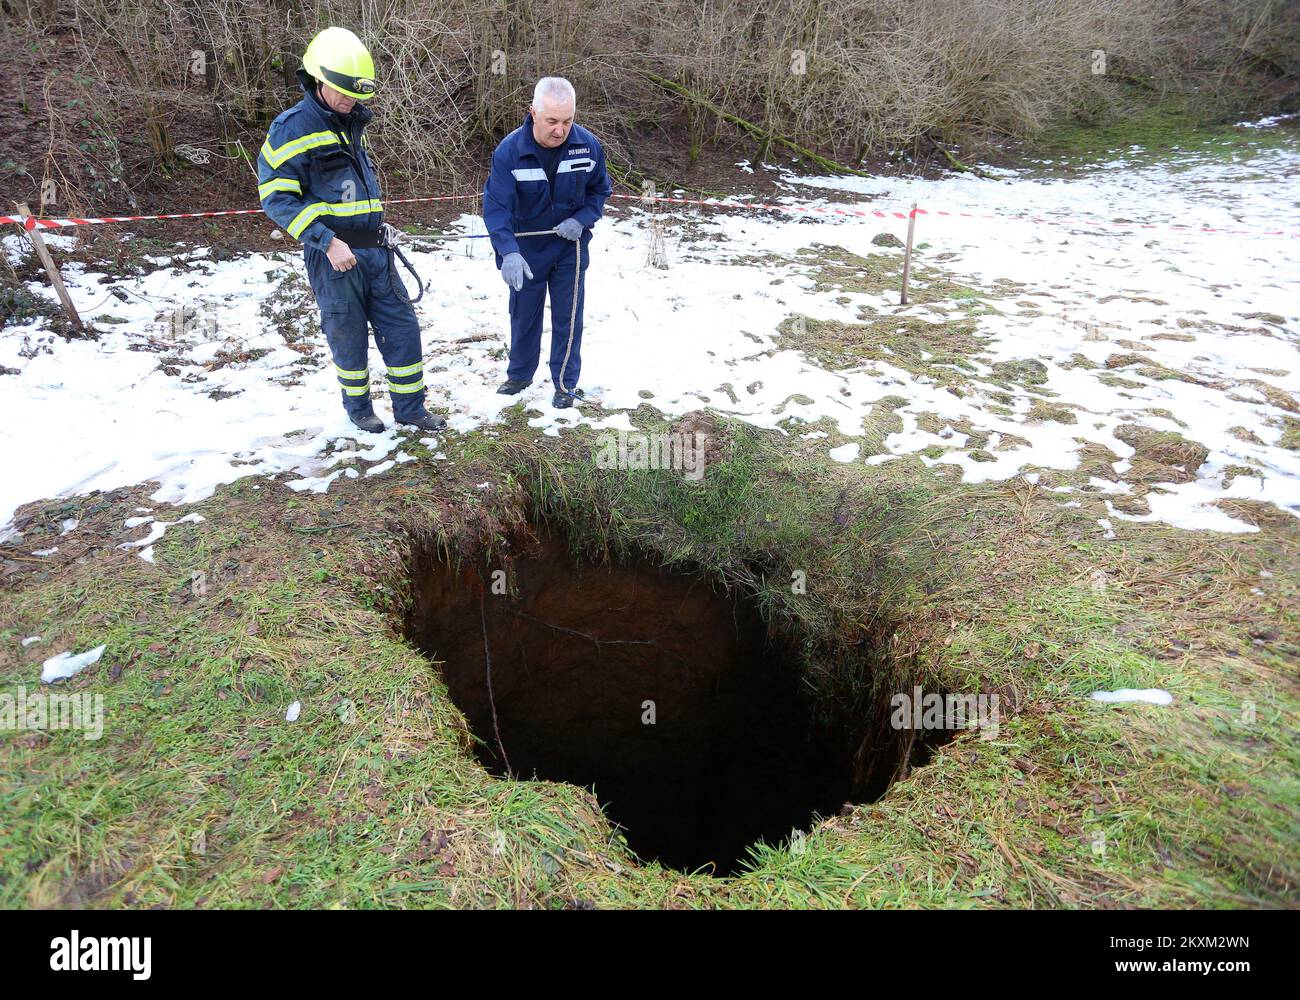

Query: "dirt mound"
<box><xmin>669</xmin><ymin>410</ymin><xmax>730</xmax><ymax>474</ymax></box>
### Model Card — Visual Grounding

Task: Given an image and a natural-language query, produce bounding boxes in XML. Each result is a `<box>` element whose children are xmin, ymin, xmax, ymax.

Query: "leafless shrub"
<box><xmin>5</xmin><ymin>0</ymin><xmax>1292</xmax><ymax>211</ymax></box>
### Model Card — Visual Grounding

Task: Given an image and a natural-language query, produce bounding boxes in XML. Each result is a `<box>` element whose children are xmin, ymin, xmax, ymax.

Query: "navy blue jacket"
<box><xmin>257</xmin><ymin>71</ymin><xmax>383</xmax><ymax>250</ymax></box>
<box><xmin>483</xmin><ymin>114</ymin><xmax>613</xmax><ymax>262</ymax></box>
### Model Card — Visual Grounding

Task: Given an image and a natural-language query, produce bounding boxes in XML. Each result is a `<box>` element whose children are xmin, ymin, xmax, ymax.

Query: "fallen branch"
<box><xmin>923</xmin><ymin>131</ymin><xmax>991</xmax><ymax>179</ymax></box>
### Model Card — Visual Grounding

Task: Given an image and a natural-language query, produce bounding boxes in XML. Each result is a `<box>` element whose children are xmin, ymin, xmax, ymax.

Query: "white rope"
<box><xmin>557</xmin><ymin>238</ymin><xmax>580</xmax><ymax>398</ymax></box>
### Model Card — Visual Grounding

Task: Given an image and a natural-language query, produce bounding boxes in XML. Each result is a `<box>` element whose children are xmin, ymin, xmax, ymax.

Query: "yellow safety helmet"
<box><xmin>303</xmin><ymin>27</ymin><xmax>377</xmax><ymax>100</ymax></box>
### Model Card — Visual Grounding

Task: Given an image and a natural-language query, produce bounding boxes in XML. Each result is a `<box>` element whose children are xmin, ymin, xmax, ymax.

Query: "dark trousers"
<box><xmin>305</xmin><ymin>244</ymin><xmax>426</xmax><ymax>421</ymax></box>
<box><xmin>507</xmin><ymin>235</ymin><xmax>589</xmax><ymax>391</ymax></box>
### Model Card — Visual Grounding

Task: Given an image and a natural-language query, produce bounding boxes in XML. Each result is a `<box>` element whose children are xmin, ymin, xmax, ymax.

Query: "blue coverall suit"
<box><xmin>482</xmin><ymin>115</ymin><xmax>613</xmax><ymax>392</ymax></box>
<box><xmin>257</xmin><ymin>71</ymin><xmax>427</xmax><ymax>422</ymax></box>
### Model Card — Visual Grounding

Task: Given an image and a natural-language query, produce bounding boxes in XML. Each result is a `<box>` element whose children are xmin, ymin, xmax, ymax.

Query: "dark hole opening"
<box><xmin>406</xmin><ymin>528</ymin><xmax>950</xmax><ymax>876</ymax></box>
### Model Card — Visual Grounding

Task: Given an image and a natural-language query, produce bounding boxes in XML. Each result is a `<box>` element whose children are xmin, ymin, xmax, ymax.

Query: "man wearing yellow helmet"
<box><xmin>257</xmin><ymin>26</ymin><xmax>445</xmax><ymax>434</ymax></box>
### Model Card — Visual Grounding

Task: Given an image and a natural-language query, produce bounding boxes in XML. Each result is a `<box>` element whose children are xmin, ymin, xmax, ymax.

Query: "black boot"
<box><xmin>552</xmin><ymin>388</ymin><xmax>584</xmax><ymax>409</ymax></box>
<box><xmin>349</xmin><ymin>411</ymin><xmax>386</xmax><ymax>433</ymax></box>
<box><xmin>398</xmin><ymin>409</ymin><xmax>447</xmax><ymax>432</ymax></box>
<box><xmin>496</xmin><ymin>379</ymin><xmax>530</xmax><ymax>395</ymax></box>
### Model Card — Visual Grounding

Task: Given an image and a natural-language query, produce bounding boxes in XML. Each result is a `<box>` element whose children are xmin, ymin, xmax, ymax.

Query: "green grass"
<box><xmin>1032</xmin><ymin>102</ymin><xmax>1299</xmax><ymax>172</ymax></box>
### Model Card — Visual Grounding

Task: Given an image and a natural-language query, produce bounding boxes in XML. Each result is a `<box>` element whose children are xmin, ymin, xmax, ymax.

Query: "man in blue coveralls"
<box><xmin>482</xmin><ymin>77</ymin><xmax>613</xmax><ymax>409</ymax></box>
<box><xmin>257</xmin><ymin>26</ymin><xmax>446</xmax><ymax>434</ymax></box>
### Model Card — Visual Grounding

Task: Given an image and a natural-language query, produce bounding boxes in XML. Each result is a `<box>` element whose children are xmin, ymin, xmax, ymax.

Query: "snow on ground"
<box><xmin>1091</xmin><ymin>688</ymin><xmax>1174</xmax><ymax>706</ymax></box>
<box><xmin>1</xmin><ymin>121</ymin><xmax>1298</xmax><ymax>540</ymax></box>
<box><xmin>115</xmin><ymin>511</ymin><xmax>205</xmax><ymax>563</ymax></box>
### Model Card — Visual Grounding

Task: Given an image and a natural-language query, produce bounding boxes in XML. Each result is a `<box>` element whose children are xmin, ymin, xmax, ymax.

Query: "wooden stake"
<box><xmin>15</xmin><ymin>202</ymin><xmax>83</xmax><ymax>333</ymax></box>
<box><xmin>900</xmin><ymin>202</ymin><xmax>918</xmax><ymax>306</ymax></box>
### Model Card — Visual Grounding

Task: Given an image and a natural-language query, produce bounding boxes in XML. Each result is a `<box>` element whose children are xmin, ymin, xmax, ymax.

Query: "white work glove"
<box><xmin>501</xmin><ymin>252</ymin><xmax>533</xmax><ymax>291</ymax></box>
<box><xmin>555</xmin><ymin>218</ymin><xmax>583</xmax><ymax>241</ymax></box>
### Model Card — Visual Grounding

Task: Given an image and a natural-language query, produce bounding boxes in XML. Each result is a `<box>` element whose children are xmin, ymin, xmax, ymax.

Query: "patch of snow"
<box><xmin>117</xmin><ymin>511</ymin><xmax>205</xmax><ymax>560</ymax></box>
<box><xmin>1236</xmin><ymin>112</ymin><xmax>1299</xmax><ymax>129</ymax></box>
<box><xmin>287</xmin><ymin>468</ymin><xmax>348</xmax><ymax>493</ymax></box>
<box><xmin>1091</xmin><ymin>688</ymin><xmax>1174</xmax><ymax>706</ymax></box>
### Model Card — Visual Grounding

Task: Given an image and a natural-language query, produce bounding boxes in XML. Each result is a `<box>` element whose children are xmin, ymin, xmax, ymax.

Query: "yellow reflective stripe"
<box><xmin>335</xmin><ymin>364</ymin><xmax>367</xmax><ymax>380</ymax></box>
<box><xmin>260</xmin><ymin>130</ymin><xmax>338</xmax><ymax>168</ymax></box>
<box><xmin>286</xmin><ymin>199</ymin><xmax>383</xmax><ymax>239</ymax></box>
<box><xmin>388</xmin><ymin>380</ymin><xmax>425</xmax><ymax>393</ymax></box>
<box><xmin>258</xmin><ymin>177</ymin><xmax>302</xmax><ymax>199</ymax></box>
<box><xmin>286</xmin><ymin>207</ymin><xmax>319</xmax><ymax>239</ymax></box>
<box><xmin>386</xmin><ymin>362</ymin><xmax>423</xmax><ymax>377</ymax></box>
<box><xmin>342</xmin><ymin>385</ymin><xmax>370</xmax><ymax>396</ymax></box>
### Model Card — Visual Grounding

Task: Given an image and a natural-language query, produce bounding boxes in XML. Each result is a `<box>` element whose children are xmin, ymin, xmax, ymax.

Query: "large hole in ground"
<box><xmin>405</xmin><ymin>528</ymin><xmax>947</xmax><ymax>876</ymax></box>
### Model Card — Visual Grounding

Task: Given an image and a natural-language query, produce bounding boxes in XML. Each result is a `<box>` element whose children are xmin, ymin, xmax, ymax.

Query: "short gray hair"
<box><xmin>532</xmin><ymin>76</ymin><xmax>576</xmax><ymax>112</ymax></box>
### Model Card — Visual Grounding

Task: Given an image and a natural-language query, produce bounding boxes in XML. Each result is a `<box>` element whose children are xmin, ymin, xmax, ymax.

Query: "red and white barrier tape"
<box><xmin>0</xmin><ymin>194</ymin><xmax>475</xmax><ymax>230</ymax></box>
<box><xmin>3</xmin><ymin>190</ymin><xmax>1296</xmax><ymax>239</ymax></box>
